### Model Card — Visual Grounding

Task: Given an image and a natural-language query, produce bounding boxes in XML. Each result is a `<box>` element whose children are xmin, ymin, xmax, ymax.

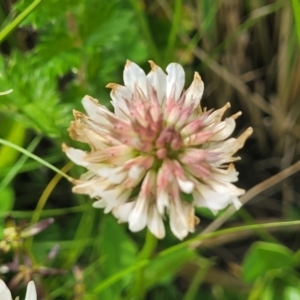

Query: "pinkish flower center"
<box><xmin>154</xmin><ymin>126</ymin><xmax>183</xmax><ymax>159</ymax></box>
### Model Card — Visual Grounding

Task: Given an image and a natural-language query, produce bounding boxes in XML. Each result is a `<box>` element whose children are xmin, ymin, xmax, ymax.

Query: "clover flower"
<box><xmin>63</xmin><ymin>61</ymin><xmax>252</xmax><ymax>239</ymax></box>
<box><xmin>0</xmin><ymin>217</ymin><xmax>54</xmax><ymax>253</ymax></box>
<box><xmin>0</xmin><ymin>279</ymin><xmax>36</xmax><ymax>300</ymax></box>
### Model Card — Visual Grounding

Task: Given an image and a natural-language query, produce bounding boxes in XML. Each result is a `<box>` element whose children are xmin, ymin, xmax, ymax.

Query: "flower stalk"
<box><xmin>128</xmin><ymin>230</ymin><xmax>157</xmax><ymax>299</ymax></box>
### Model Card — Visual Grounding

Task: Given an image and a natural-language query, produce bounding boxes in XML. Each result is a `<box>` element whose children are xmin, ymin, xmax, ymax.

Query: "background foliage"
<box><xmin>0</xmin><ymin>0</ymin><xmax>300</xmax><ymax>299</ymax></box>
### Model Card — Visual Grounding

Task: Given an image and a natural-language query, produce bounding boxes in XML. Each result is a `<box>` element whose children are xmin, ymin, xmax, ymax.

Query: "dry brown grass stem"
<box><xmin>191</xmin><ymin>159</ymin><xmax>300</xmax><ymax>248</ymax></box>
<box><xmin>180</xmin><ymin>34</ymin><xmax>272</xmax><ymax>115</ymax></box>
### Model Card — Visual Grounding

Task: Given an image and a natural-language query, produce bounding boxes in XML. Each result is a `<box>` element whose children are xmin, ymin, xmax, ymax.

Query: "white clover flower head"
<box><xmin>0</xmin><ymin>279</ymin><xmax>37</xmax><ymax>300</ymax></box>
<box><xmin>63</xmin><ymin>60</ymin><xmax>252</xmax><ymax>240</ymax></box>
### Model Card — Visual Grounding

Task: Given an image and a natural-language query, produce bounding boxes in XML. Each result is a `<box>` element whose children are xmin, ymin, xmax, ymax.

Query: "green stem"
<box><xmin>138</xmin><ymin>229</ymin><xmax>158</xmax><ymax>260</ymax></box>
<box><xmin>183</xmin><ymin>258</ymin><xmax>211</xmax><ymax>300</ymax></box>
<box><xmin>89</xmin><ymin>220</ymin><xmax>300</xmax><ymax>294</ymax></box>
<box><xmin>0</xmin><ymin>0</ymin><xmax>42</xmax><ymax>43</ymax></box>
<box><xmin>0</xmin><ymin>205</ymin><xmax>87</xmax><ymax>218</ymax></box>
<box><xmin>91</xmin><ymin>260</ymin><xmax>149</xmax><ymax>296</ymax></box>
<box><xmin>0</xmin><ymin>138</ymin><xmax>72</xmax><ymax>181</ymax></box>
<box><xmin>291</xmin><ymin>0</ymin><xmax>300</xmax><ymax>48</ymax></box>
<box><xmin>129</xmin><ymin>230</ymin><xmax>157</xmax><ymax>300</ymax></box>
<box><xmin>0</xmin><ymin>135</ymin><xmax>41</xmax><ymax>194</ymax></box>
<box><xmin>0</xmin><ymin>89</ymin><xmax>13</xmax><ymax>95</ymax></box>
<box><xmin>129</xmin><ymin>0</ymin><xmax>160</xmax><ymax>63</ymax></box>
<box><xmin>164</xmin><ymin>0</ymin><xmax>182</xmax><ymax>64</ymax></box>
<box><xmin>161</xmin><ymin>220</ymin><xmax>300</xmax><ymax>258</ymax></box>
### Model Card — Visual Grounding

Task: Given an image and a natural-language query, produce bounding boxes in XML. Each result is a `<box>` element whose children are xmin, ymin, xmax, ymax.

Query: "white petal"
<box><xmin>194</xmin><ymin>184</ymin><xmax>231</xmax><ymax>211</ymax></box>
<box><xmin>166</xmin><ymin>105</ymin><xmax>182</xmax><ymax>125</ymax></box>
<box><xmin>82</xmin><ymin>95</ymin><xmax>100</xmax><ymax>119</ymax></box>
<box><xmin>95</xmin><ymin>166</ymin><xmax>127</xmax><ymax>184</ymax></box>
<box><xmin>205</xmin><ymin>179</ymin><xmax>244</xmax><ymax>196</ymax></box>
<box><xmin>169</xmin><ymin>201</ymin><xmax>189</xmax><ymax>240</ymax></box>
<box><xmin>166</xmin><ymin>63</ymin><xmax>185</xmax><ymax>102</ymax></box>
<box><xmin>80</xmin><ymin>171</ymin><xmax>95</xmax><ymax>180</ymax></box>
<box><xmin>68</xmin><ymin>118</ymin><xmax>109</xmax><ymax>149</ymax></box>
<box><xmin>147</xmin><ymin>206</ymin><xmax>165</xmax><ymax>239</ymax></box>
<box><xmin>130</xmin><ymin>137</ymin><xmax>144</xmax><ymax>150</ymax></box>
<box><xmin>181</xmin><ymin>201</ymin><xmax>196</xmax><ymax>233</ymax></box>
<box><xmin>157</xmin><ymin>189</ymin><xmax>169</xmax><ymax>215</ymax></box>
<box><xmin>25</xmin><ymin>281</ymin><xmax>37</xmax><ymax>300</ymax></box>
<box><xmin>147</xmin><ymin>61</ymin><xmax>166</xmax><ymax>104</ymax></box>
<box><xmin>184</xmin><ymin>72</ymin><xmax>204</xmax><ymax>108</ymax></box>
<box><xmin>80</xmin><ymin>164</ymin><xmax>125</xmax><ymax>182</ymax></box>
<box><xmin>211</xmin><ymin>128</ymin><xmax>253</xmax><ymax>158</ymax></box>
<box><xmin>209</xmin><ymin>128</ymin><xmax>253</xmax><ymax>161</ymax></box>
<box><xmin>0</xmin><ymin>266</ymin><xmax>9</xmax><ymax>273</ymax></box>
<box><xmin>113</xmin><ymin>201</ymin><xmax>135</xmax><ymax>223</ymax></box>
<box><xmin>128</xmin><ymin>195</ymin><xmax>148</xmax><ymax>232</ymax></box>
<box><xmin>192</xmin><ymin>190</ymin><xmax>206</xmax><ymax>207</ymax></box>
<box><xmin>124</xmin><ymin>60</ymin><xmax>148</xmax><ymax>96</ymax></box>
<box><xmin>232</xmin><ymin>197</ymin><xmax>242</xmax><ymax>209</ymax></box>
<box><xmin>0</xmin><ymin>279</ymin><xmax>12</xmax><ymax>300</ymax></box>
<box><xmin>206</xmin><ymin>102</ymin><xmax>231</xmax><ymax>123</ymax></box>
<box><xmin>82</xmin><ymin>95</ymin><xmax>112</xmax><ymax>127</ymax></box>
<box><xmin>63</xmin><ymin>146</ymin><xmax>88</xmax><ymax>167</ymax></box>
<box><xmin>209</xmin><ymin>118</ymin><xmax>236</xmax><ymax>141</ymax></box>
<box><xmin>92</xmin><ymin>199</ymin><xmax>106</xmax><ymax>209</ymax></box>
<box><xmin>128</xmin><ymin>165</ymin><xmax>144</xmax><ymax>180</ymax></box>
<box><xmin>177</xmin><ymin>178</ymin><xmax>195</xmax><ymax>194</ymax></box>
<box><xmin>212</xmin><ymin>164</ymin><xmax>239</xmax><ymax>182</ymax></box>
<box><xmin>73</xmin><ymin>178</ymin><xmax>111</xmax><ymax>198</ymax></box>
<box><xmin>86</xmin><ymin>145</ymin><xmax>135</xmax><ymax>165</ymax></box>
<box><xmin>102</xmin><ymin>188</ymin><xmax>132</xmax><ymax>213</ymax></box>
<box><xmin>107</xmin><ymin>83</ymin><xmax>132</xmax><ymax>119</ymax></box>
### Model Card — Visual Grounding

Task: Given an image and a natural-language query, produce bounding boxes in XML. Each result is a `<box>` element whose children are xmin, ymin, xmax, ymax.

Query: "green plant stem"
<box><xmin>237</xmin><ymin>209</ymin><xmax>278</xmax><ymax>243</ymax></box>
<box><xmin>0</xmin><ymin>138</ymin><xmax>72</xmax><ymax>181</ymax></box>
<box><xmin>0</xmin><ymin>89</ymin><xmax>13</xmax><ymax>95</ymax></box>
<box><xmin>164</xmin><ymin>0</ymin><xmax>182</xmax><ymax>64</ymax></box>
<box><xmin>129</xmin><ymin>230</ymin><xmax>157</xmax><ymax>299</ymax></box>
<box><xmin>91</xmin><ymin>260</ymin><xmax>149</xmax><ymax>296</ymax></box>
<box><xmin>0</xmin><ymin>205</ymin><xmax>87</xmax><ymax>218</ymax></box>
<box><xmin>291</xmin><ymin>0</ymin><xmax>300</xmax><ymax>47</ymax></box>
<box><xmin>30</xmin><ymin>162</ymin><xmax>73</xmax><ymax>225</ymax></box>
<box><xmin>183</xmin><ymin>258</ymin><xmax>212</xmax><ymax>300</ymax></box>
<box><xmin>138</xmin><ymin>229</ymin><xmax>158</xmax><ymax>260</ymax></box>
<box><xmin>129</xmin><ymin>0</ymin><xmax>160</xmax><ymax>63</ymax></box>
<box><xmin>161</xmin><ymin>220</ymin><xmax>300</xmax><ymax>258</ymax></box>
<box><xmin>88</xmin><ymin>220</ymin><xmax>300</xmax><ymax>294</ymax></box>
<box><xmin>0</xmin><ymin>135</ymin><xmax>41</xmax><ymax>194</ymax></box>
<box><xmin>0</xmin><ymin>0</ymin><xmax>41</xmax><ymax>43</ymax></box>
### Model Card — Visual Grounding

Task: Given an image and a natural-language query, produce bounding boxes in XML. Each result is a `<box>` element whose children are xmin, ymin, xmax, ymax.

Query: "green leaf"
<box><xmin>0</xmin><ymin>0</ymin><xmax>41</xmax><ymax>43</ymax></box>
<box><xmin>293</xmin><ymin>248</ymin><xmax>300</xmax><ymax>267</ymax></box>
<box><xmin>0</xmin><ymin>186</ymin><xmax>14</xmax><ymax>212</ymax></box>
<box><xmin>95</xmin><ymin>215</ymin><xmax>137</xmax><ymax>297</ymax></box>
<box><xmin>284</xmin><ymin>286</ymin><xmax>300</xmax><ymax>300</ymax></box>
<box><xmin>14</xmin><ymin>0</ymin><xmax>74</xmax><ymax>28</ymax></box>
<box><xmin>242</xmin><ymin>242</ymin><xmax>294</xmax><ymax>283</ymax></box>
<box><xmin>145</xmin><ymin>247</ymin><xmax>197</xmax><ymax>288</ymax></box>
<box><xmin>0</xmin><ymin>51</ymin><xmax>72</xmax><ymax>137</ymax></box>
<box><xmin>0</xmin><ymin>186</ymin><xmax>14</xmax><ymax>240</ymax></box>
<box><xmin>0</xmin><ymin>120</ymin><xmax>25</xmax><ymax>168</ymax></box>
<box><xmin>248</xmin><ymin>281</ymin><xmax>274</xmax><ymax>300</ymax></box>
